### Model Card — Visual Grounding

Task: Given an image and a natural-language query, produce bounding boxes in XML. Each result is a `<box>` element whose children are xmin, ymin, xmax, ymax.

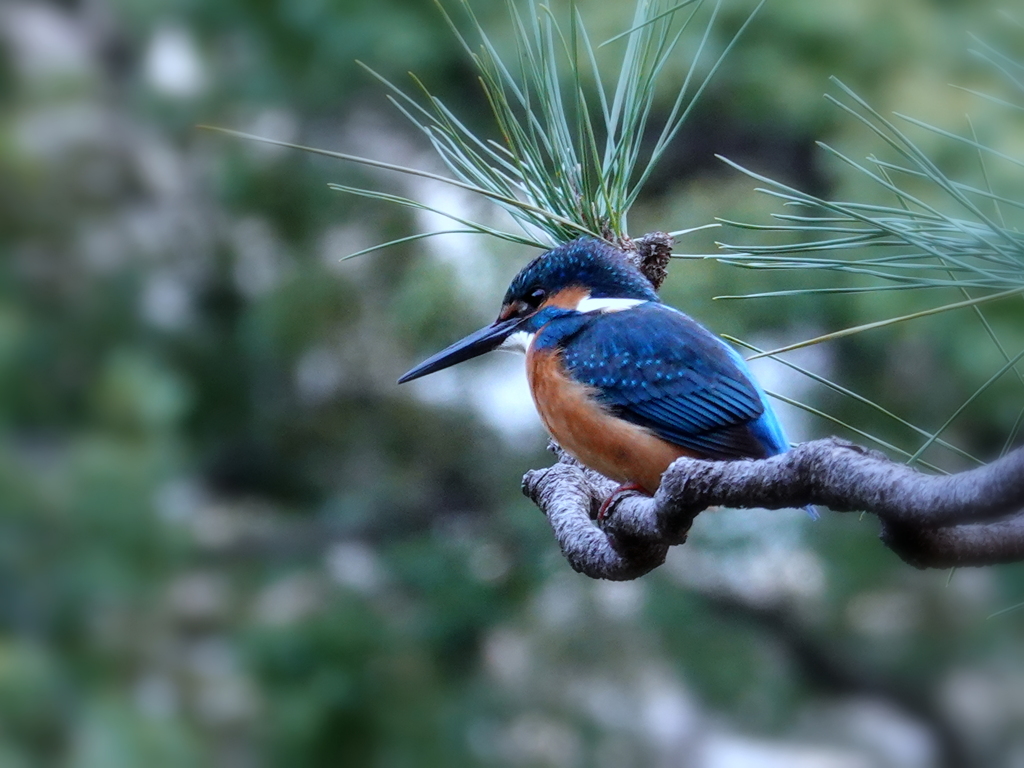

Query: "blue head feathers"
<box><xmin>503</xmin><ymin>237</ymin><xmax>659</xmax><ymax>307</ymax></box>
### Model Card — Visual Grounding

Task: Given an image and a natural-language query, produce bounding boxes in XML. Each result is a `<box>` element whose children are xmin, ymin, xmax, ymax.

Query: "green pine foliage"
<box><xmin>213</xmin><ymin>0</ymin><xmax>757</xmax><ymax>253</ymax></box>
<box><xmin>711</xmin><ymin>22</ymin><xmax>1024</xmax><ymax>466</ymax></box>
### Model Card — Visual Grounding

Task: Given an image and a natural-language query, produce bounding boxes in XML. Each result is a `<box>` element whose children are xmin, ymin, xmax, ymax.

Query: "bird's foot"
<box><xmin>596</xmin><ymin>482</ymin><xmax>647</xmax><ymax>522</ymax></box>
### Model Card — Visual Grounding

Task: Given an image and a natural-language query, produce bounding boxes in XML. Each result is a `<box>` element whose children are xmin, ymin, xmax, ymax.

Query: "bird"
<box><xmin>399</xmin><ymin>237</ymin><xmax>805</xmax><ymax>520</ymax></box>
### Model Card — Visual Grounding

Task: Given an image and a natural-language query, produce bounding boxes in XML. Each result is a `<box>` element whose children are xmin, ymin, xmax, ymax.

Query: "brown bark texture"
<box><xmin>523</xmin><ymin>438</ymin><xmax>1024</xmax><ymax>580</ymax></box>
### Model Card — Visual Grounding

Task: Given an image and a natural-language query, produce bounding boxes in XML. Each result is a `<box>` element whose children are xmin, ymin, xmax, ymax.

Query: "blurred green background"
<box><xmin>1</xmin><ymin>0</ymin><xmax>1023</xmax><ymax>766</ymax></box>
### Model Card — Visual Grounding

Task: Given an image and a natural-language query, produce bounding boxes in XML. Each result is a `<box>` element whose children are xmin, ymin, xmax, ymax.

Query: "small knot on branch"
<box><xmin>619</xmin><ymin>231</ymin><xmax>674</xmax><ymax>291</ymax></box>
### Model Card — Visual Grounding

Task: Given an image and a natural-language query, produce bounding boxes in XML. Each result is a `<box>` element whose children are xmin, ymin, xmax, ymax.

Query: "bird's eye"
<box><xmin>526</xmin><ymin>288</ymin><xmax>546</xmax><ymax>307</ymax></box>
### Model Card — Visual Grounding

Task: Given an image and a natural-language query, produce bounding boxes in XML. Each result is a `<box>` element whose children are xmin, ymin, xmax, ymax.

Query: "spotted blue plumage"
<box><xmin>529</xmin><ymin>302</ymin><xmax>789</xmax><ymax>461</ymax></box>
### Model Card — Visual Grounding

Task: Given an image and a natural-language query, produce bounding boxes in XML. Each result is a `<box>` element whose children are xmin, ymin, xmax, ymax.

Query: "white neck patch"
<box><xmin>497</xmin><ymin>296</ymin><xmax>646</xmax><ymax>355</ymax></box>
<box><xmin>575</xmin><ymin>296</ymin><xmax>646</xmax><ymax>313</ymax></box>
<box><xmin>499</xmin><ymin>330</ymin><xmax>535</xmax><ymax>355</ymax></box>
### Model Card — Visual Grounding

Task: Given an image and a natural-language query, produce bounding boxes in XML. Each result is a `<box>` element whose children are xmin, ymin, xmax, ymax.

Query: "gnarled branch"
<box><xmin>522</xmin><ymin>437</ymin><xmax>1024</xmax><ymax>580</ymax></box>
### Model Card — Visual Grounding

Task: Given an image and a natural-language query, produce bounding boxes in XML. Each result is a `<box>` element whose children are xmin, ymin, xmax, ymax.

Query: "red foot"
<box><xmin>597</xmin><ymin>482</ymin><xmax>648</xmax><ymax>522</ymax></box>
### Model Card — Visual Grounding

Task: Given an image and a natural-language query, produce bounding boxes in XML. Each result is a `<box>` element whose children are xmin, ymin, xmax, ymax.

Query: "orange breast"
<box><xmin>526</xmin><ymin>346</ymin><xmax>696</xmax><ymax>495</ymax></box>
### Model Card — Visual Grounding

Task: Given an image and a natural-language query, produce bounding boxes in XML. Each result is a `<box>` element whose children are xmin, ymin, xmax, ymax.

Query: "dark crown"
<box><xmin>503</xmin><ymin>237</ymin><xmax>660</xmax><ymax>307</ymax></box>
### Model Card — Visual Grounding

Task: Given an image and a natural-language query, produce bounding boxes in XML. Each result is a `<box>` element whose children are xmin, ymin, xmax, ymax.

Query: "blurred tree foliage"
<box><xmin>0</xmin><ymin>0</ymin><xmax>1022</xmax><ymax>767</ymax></box>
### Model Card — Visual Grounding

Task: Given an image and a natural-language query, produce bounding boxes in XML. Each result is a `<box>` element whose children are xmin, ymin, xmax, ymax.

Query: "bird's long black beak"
<box><xmin>398</xmin><ymin>316</ymin><xmax>522</xmax><ymax>384</ymax></box>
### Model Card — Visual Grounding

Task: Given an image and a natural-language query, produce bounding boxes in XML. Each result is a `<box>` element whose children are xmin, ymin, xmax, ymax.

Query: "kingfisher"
<box><xmin>399</xmin><ymin>237</ymin><xmax>801</xmax><ymax>519</ymax></box>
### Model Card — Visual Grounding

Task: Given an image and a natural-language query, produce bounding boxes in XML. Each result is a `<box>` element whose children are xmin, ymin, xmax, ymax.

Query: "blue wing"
<box><xmin>557</xmin><ymin>302</ymin><xmax>788</xmax><ymax>460</ymax></box>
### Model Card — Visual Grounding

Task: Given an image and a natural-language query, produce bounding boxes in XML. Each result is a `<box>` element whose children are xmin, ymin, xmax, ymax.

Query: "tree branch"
<box><xmin>522</xmin><ymin>437</ymin><xmax>1024</xmax><ymax>579</ymax></box>
<box><xmin>522</xmin><ymin>447</ymin><xmax>675</xmax><ymax>581</ymax></box>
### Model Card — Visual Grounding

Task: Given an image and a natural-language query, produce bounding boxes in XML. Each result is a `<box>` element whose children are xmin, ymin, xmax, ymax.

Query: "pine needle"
<box><xmin>204</xmin><ymin>0</ymin><xmax>761</xmax><ymax>254</ymax></box>
<box><xmin>713</xmin><ymin>34</ymin><xmax>1024</xmax><ymax>466</ymax></box>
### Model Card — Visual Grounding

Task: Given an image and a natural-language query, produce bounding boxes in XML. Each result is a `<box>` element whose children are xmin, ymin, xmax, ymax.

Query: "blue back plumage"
<box><xmin>718</xmin><ymin>342</ymin><xmax>789</xmax><ymax>455</ymax></box>
<box><xmin>532</xmin><ymin>302</ymin><xmax>789</xmax><ymax>461</ymax></box>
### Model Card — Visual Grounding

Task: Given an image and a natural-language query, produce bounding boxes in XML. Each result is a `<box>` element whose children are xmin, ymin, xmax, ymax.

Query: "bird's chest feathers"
<box><xmin>525</xmin><ymin>347</ymin><xmax>691</xmax><ymax>494</ymax></box>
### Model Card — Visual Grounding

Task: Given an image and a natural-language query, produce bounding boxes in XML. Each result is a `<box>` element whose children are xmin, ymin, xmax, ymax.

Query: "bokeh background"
<box><xmin>1</xmin><ymin>0</ymin><xmax>1023</xmax><ymax>766</ymax></box>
